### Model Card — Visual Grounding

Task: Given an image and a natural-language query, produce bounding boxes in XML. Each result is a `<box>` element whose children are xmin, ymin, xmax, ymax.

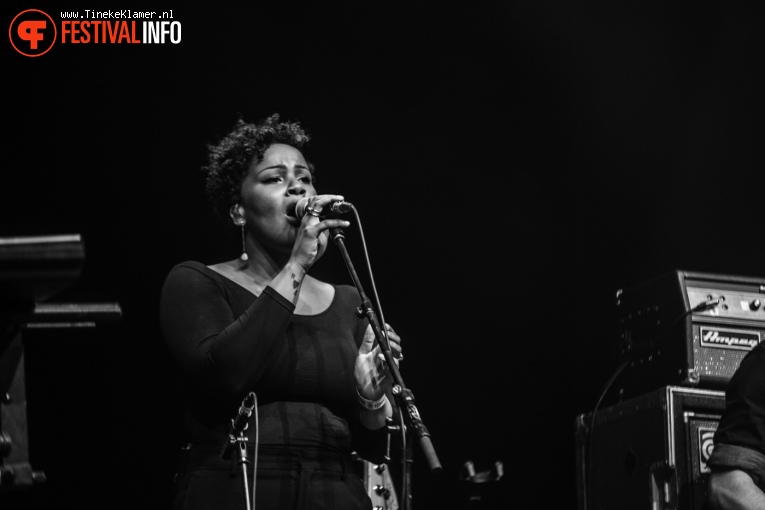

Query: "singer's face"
<box><xmin>238</xmin><ymin>144</ymin><xmax>316</xmax><ymax>254</ymax></box>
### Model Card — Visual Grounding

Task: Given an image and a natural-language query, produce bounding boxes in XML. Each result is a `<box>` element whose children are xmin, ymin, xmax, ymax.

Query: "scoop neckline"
<box><xmin>202</xmin><ymin>262</ymin><xmax>337</xmax><ymax>318</ymax></box>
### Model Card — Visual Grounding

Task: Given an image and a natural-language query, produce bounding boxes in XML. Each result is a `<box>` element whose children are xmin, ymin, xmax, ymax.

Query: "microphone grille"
<box><xmin>294</xmin><ymin>197</ymin><xmax>310</xmax><ymax>218</ymax></box>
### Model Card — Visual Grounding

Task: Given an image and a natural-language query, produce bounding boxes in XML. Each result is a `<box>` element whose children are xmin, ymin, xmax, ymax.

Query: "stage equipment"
<box><xmin>458</xmin><ymin>460</ymin><xmax>504</xmax><ymax>509</ymax></box>
<box><xmin>575</xmin><ymin>385</ymin><xmax>724</xmax><ymax>510</ymax></box>
<box><xmin>0</xmin><ymin>234</ymin><xmax>121</xmax><ymax>491</ymax></box>
<box><xmin>361</xmin><ymin>416</ymin><xmax>403</xmax><ymax>510</ymax></box>
<box><xmin>615</xmin><ymin>270</ymin><xmax>765</xmax><ymax>399</ymax></box>
<box><xmin>363</xmin><ymin>457</ymin><xmax>400</xmax><ymax>510</ymax></box>
<box><xmin>221</xmin><ymin>392</ymin><xmax>256</xmax><ymax>510</ymax></box>
<box><xmin>0</xmin><ymin>234</ymin><xmax>84</xmax><ymax>305</ymax></box>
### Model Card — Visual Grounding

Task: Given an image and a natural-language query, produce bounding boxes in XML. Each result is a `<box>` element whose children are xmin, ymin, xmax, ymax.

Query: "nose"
<box><xmin>287</xmin><ymin>176</ymin><xmax>306</xmax><ymax>196</ymax></box>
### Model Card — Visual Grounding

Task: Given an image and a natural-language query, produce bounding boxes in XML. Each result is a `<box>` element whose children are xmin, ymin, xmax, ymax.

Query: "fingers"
<box><xmin>300</xmin><ymin>196</ymin><xmax>351</xmax><ymax>245</ymax></box>
<box><xmin>302</xmin><ymin>196</ymin><xmax>350</xmax><ymax>231</ymax></box>
<box><xmin>356</xmin><ymin>345</ymin><xmax>386</xmax><ymax>393</ymax></box>
<box><xmin>377</xmin><ymin>324</ymin><xmax>403</xmax><ymax>372</ymax></box>
<box><xmin>359</xmin><ymin>323</ymin><xmax>403</xmax><ymax>363</ymax></box>
<box><xmin>304</xmin><ymin>218</ymin><xmax>350</xmax><ymax>239</ymax></box>
<box><xmin>383</xmin><ymin>323</ymin><xmax>403</xmax><ymax>360</ymax></box>
<box><xmin>303</xmin><ymin>194</ymin><xmax>345</xmax><ymax>219</ymax></box>
<box><xmin>373</xmin><ymin>351</ymin><xmax>389</xmax><ymax>389</ymax></box>
<box><xmin>355</xmin><ymin>336</ymin><xmax>405</xmax><ymax>402</ymax></box>
<box><xmin>319</xmin><ymin>218</ymin><xmax>352</xmax><ymax>229</ymax></box>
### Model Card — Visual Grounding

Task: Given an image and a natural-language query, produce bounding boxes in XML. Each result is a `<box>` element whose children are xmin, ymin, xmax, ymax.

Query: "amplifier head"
<box><xmin>615</xmin><ymin>270</ymin><xmax>765</xmax><ymax>398</ymax></box>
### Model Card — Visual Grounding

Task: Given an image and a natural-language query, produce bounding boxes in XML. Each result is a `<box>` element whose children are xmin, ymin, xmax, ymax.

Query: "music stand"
<box><xmin>0</xmin><ymin>235</ymin><xmax>122</xmax><ymax>491</ymax></box>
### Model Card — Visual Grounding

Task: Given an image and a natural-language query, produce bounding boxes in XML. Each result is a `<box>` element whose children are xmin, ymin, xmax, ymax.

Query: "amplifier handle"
<box><xmin>649</xmin><ymin>461</ymin><xmax>677</xmax><ymax>510</ymax></box>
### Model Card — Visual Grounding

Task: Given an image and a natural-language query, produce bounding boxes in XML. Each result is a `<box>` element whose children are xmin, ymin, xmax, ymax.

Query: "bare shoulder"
<box><xmin>296</xmin><ymin>276</ymin><xmax>335</xmax><ymax>315</ymax></box>
<box><xmin>305</xmin><ymin>275</ymin><xmax>334</xmax><ymax>294</ymax></box>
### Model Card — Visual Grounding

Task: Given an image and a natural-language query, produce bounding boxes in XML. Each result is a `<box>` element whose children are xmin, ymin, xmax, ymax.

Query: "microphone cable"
<box><xmin>251</xmin><ymin>392</ymin><xmax>259</xmax><ymax>510</ymax></box>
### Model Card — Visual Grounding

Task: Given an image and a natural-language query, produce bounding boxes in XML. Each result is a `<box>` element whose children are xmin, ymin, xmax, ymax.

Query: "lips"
<box><xmin>285</xmin><ymin>201</ymin><xmax>301</xmax><ymax>226</ymax></box>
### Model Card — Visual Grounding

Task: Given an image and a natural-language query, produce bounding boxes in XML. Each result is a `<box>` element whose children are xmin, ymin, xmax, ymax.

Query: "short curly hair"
<box><xmin>202</xmin><ymin>113</ymin><xmax>314</xmax><ymax>221</ymax></box>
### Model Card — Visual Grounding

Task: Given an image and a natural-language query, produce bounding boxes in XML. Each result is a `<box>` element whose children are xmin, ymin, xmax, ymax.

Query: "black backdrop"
<box><xmin>3</xmin><ymin>2</ymin><xmax>765</xmax><ymax>509</ymax></box>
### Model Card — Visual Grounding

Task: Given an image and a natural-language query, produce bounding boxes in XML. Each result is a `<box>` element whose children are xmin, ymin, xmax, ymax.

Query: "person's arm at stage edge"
<box><xmin>708</xmin><ymin>469</ymin><xmax>765</xmax><ymax>510</ymax></box>
<box><xmin>707</xmin><ymin>444</ymin><xmax>765</xmax><ymax>510</ymax></box>
<box><xmin>706</xmin><ymin>344</ymin><xmax>765</xmax><ymax>509</ymax></box>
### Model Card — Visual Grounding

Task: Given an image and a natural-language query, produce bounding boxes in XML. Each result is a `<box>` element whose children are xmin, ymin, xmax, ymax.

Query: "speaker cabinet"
<box><xmin>575</xmin><ymin>386</ymin><xmax>725</xmax><ymax>510</ymax></box>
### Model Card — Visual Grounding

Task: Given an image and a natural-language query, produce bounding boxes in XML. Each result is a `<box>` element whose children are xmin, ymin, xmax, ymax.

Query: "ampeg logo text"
<box><xmin>700</xmin><ymin>326</ymin><xmax>760</xmax><ymax>350</ymax></box>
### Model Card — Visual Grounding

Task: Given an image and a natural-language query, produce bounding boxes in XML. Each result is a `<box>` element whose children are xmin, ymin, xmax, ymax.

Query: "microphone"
<box><xmin>221</xmin><ymin>392</ymin><xmax>256</xmax><ymax>459</ymax></box>
<box><xmin>295</xmin><ymin>197</ymin><xmax>353</xmax><ymax>219</ymax></box>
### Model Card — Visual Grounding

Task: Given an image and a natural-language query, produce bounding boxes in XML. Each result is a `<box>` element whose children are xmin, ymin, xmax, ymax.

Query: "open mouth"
<box><xmin>285</xmin><ymin>203</ymin><xmax>300</xmax><ymax>226</ymax></box>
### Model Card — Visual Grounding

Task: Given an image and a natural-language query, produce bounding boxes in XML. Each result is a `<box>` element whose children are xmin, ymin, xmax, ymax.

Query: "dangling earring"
<box><xmin>239</xmin><ymin>223</ymin><xmax>249</xmax><ymax>263</ymax></box>
<box><xmin>230</xmin><ymin>204</ymin><xmax>249</xmax><ymax>266</ymax></box>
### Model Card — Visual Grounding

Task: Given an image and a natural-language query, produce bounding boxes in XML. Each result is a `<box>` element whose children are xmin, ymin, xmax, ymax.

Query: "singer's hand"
<box><xmin>355</xmin><ymin>323</ymin><xmax>402</xmax><ymax>402</ymax></box>
<box><xmin>290</xmin><ymin>194</ymin><xmax>350</xmax><ymax>272</ymax></box>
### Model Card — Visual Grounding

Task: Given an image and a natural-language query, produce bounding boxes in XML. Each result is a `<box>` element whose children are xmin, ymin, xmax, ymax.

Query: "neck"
<box><xmin>237</xmin><ymin>237</ymin><xmax>296</xmax><ymax>285</ymax></box>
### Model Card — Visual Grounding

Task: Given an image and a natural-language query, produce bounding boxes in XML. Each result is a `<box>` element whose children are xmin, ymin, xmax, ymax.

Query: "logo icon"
<box><xmin>9</xmin><ymin>9</ymin><xmax>57</xmax><ymax>57</ymax></box>
<box><xmin>698</xmin><ymin>428</ymin><xmax>716</xmax><ymax>474</ymax></box>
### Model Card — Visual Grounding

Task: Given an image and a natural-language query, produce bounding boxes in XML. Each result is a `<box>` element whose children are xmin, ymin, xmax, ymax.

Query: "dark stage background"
<box><xmin>3</xmin><ymin>2</ymin><xmax>765</xmax><ymax>509</ymax></box>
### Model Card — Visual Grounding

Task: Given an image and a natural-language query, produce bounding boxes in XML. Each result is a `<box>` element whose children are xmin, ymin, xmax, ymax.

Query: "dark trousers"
<box><xmin>173</xmin><ymin>444</ymin><xmax>372</xmax><ymax>510</ymax></box>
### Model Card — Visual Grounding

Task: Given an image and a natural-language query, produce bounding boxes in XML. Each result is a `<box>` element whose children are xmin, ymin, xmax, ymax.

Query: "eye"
<box><xmin>263</xmin><ymin>176</ymin><xmax>282</xmax><ymax>184</ymax></box>
<box><xmin>299</xmin><ymin>175</ymin><xmax>313</xmax><ymax>184</ymax></box>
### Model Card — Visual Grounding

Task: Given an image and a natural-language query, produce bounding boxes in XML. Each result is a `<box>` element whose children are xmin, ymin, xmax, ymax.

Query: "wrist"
<box><xmin>285</xmin><ymin>260</ymin><xmax>308</xmax><ymax>279</ymax></box>
<box><xmin>357</xmin><ymin>388</ymin><xmax>387</xmax><ymax>411</ymax></box>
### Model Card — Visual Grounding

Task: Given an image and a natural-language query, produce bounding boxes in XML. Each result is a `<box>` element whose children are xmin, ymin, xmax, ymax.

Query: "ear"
<box><xmin>229</xmin><ymin>204</ymin><xmax>245</xmax><ymax>225</ymax></box>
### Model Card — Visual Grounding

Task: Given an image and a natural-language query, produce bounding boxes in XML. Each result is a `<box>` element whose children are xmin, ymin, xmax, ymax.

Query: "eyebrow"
<box><xmin>260</xmin><ymin>164</ymin><xmax>309</xmax><ymax>171</ymax></box>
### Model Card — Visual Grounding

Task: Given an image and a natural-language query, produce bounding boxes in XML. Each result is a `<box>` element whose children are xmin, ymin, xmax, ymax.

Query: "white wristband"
<box><xmin>357</xmin><ymin>388</ymin><xmax>387</xmax><ymax>411</ymax></box>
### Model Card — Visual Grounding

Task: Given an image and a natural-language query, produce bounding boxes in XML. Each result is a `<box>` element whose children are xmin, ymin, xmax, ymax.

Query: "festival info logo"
<box><xmin>9</xmin><ymin>9</ymin><xmax>57</xmax><ymax>57</ymax></box>
<box><xmin>10</xmin><ymin>9</ymin><xmax>180</xmax><ymax>57</ymax></box>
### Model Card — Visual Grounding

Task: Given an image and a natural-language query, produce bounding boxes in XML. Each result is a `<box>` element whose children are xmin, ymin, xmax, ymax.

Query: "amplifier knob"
<box><xmin>750</xmin><ymin>299</ymin><xmax>762</xmax><ymax>311</ymax></box>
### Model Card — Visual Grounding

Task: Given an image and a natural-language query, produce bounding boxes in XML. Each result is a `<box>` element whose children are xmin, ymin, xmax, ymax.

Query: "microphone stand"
<box><xmin>222</xmin><ymin>393</ymin><xmax>256</xmax><ymax>510</ymax></box>
<box><xmin>230</xmin><ymin>433</ymin><xmax>252</xmax><ymax>510</ymax></box>
<box><xmin>329</xmin><ymin>226</ymin><xmax>443</xmax><ymax>499</ymax></box>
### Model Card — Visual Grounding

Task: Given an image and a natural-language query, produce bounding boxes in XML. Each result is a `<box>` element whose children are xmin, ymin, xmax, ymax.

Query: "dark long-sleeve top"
<box><xmin>160</xmin><ymin>261</ymin><xmax>384</xmax><ymax>458</ymax></box>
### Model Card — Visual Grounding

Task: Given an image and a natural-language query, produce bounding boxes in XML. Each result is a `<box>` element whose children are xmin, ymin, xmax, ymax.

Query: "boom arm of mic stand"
<box><xmin>329</xmin><ymin>227</ymin><xmax>443</xmax><ymax>474</ymax></box>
